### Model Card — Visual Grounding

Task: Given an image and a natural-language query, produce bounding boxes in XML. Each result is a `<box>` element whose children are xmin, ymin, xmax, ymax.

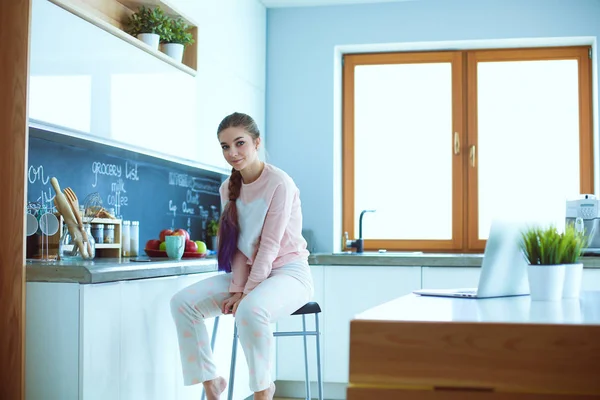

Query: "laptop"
<box><xmin>413</xmin><ymin>219</ymin><xmax>530</xmax><ymax>299</ymax></box>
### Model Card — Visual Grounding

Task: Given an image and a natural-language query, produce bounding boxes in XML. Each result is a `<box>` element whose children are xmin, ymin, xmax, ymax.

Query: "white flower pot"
<box><xmin>137</xmin><ymin>33</ymin><xmax>160</xmax><ymax>50</ymax></box>
<box><xmin>563</xmin><ymin>263</ymin><xmax>583</xmax><ymax>298</ymax></box>
<box><xmin>162</xmin><ymin>43</ymin><xmax>185</xmax><ymax>62</ymax></box>
<box><xmin>527</xmin><ymin>264</ymin><xmax>565</xmax><ymax>301</ymax></box>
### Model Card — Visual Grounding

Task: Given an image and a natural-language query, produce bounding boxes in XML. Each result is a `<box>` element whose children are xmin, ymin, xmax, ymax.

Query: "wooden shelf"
<box><xmin>49</xmin><ymin>0</ymin><xmax>198</xmax><ymax>77</ymax></box>
<box><xmin>83</xmin><ymin>217</ymin><xmax>121</xmax><ymax>224</ymax></box>
<box><xmin>95</xmin><ymin>244</ymin><xmax>121</xmax><ymax>249</ymax></box>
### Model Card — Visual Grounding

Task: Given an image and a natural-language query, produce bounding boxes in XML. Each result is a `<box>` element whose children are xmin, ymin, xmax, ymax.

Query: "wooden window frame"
<box><xmin>342</xmin><ymin>46</ymin><xmax>594</xmax><ymax>253</ymax></box>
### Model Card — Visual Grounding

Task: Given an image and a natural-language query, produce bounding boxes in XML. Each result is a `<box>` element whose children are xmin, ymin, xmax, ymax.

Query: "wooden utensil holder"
<box><xmin>41</xmin><ymin>213</ymin><xmax>123</xmax><ymax>260</ymax></box>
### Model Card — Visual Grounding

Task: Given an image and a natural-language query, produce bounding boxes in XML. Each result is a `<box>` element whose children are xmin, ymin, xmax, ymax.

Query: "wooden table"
<box><xmin>348</xmin><ymin>291</ymin><xmax>600</xmax><ymax>399</ymax></box>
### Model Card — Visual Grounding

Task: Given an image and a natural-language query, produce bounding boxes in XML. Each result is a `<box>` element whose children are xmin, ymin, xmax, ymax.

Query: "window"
<box><xmin>342</xmin><ymin>47</ymin><xmax>593</xmax><ymax>252</ymax></box>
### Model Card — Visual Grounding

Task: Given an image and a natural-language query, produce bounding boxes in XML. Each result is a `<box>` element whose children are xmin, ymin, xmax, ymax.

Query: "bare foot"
<box><xmin>268</xmin><ymin>382</ymin><xmax>276</xmax><ymax>400</ymax></box>
<box><xmin>203</xmin><ymin>376</ymin><xmax>227</xmax><ymax>400</ymax></box>
<box><xmin>253</xmin><ymin>382</ymin><xmax>276</xmax><ymax>400</ymax></box>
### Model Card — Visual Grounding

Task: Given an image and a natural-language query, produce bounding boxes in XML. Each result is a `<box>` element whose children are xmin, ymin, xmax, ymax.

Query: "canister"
<box><xmin>91</xmin><ymin>224</ymin><xmax>104</xmax><ymax>244</ymax></box>
<box><xmin>104</xmin><ymin>224</ymin><xmax>115</xmax><ymax>244</ymax></box>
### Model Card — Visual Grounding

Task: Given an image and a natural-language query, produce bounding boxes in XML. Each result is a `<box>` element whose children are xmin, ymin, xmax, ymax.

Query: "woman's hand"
<box><xmin>222</xmin><ymin>293</ymin><xmax>242</xmax><ymax>315</ymax></box>
<box><xmin>231</xmin><ymin>293</ymin><xmax>246</xmax><ymax>316</ymax></box>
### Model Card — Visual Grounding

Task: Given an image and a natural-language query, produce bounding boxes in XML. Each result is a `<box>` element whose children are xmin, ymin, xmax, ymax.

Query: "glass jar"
<box><xmin>122</xmin><ymin>220</ymin><xmax>131</xmax><ymax>257</ymax></box>
<box><xmin>91</xmin><ymin>224</ymin><xmax>104</xmax><ymax>244</ymax></box>
<box><xmin>59</xmin><ymin>223</ymin><xmax>96</xmax><ymax>260</ymax></box>
<box><xmin>104</xmin><ymin>224</ymin><xmax>115</xmax><ymax>244</ymax></box>
<box><xmin>130</xmin><ymin>221</ymin><xmax>139</xmax><ymax>257</ymax></box>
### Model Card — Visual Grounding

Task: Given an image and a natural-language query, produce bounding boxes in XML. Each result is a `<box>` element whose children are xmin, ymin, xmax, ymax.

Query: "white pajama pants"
<box><xmin>170</xmin><ymin>260</ymin><xmax>314</xmax><ymax>392</ymax></box>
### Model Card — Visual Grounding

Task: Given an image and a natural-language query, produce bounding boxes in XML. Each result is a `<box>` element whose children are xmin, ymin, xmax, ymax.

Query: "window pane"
<box><xmin>478</xmin><ymin>60</ymin><xmax>580</xmax><ymax>239</ymax></box>
<box><xmin>354</xmin><ymin>63</ymin><xmax>453</xmax><ymax>240</ymax></box>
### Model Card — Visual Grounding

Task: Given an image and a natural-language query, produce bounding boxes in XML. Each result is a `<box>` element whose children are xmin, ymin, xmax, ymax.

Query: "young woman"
<box><xmin>170</xmin><ymin>112</ymin><xmax>313</xmax><ymax>400</ymax></box>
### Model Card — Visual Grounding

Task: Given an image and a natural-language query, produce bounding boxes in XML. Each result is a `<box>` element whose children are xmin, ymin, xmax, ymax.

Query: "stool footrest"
<box><xmin>273</xmin><ymin>331</ymin><xmax>319</xmax><ymax>337</ymax></box>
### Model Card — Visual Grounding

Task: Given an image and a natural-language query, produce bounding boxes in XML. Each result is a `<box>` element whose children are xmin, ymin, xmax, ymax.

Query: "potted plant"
<box><xmin>126</xmin><ymin>6</ymin><xmax>169</xmax><ymax>51</ymax></box>
<box><xmin>207</xmin><ymin>219</ymin><xmax>219</xmax><ymax>251</ymax></box>
<box><xmin>161</xmin><ymin>17</ymin><xmax>195</xmax><ymax>62</ymax></box>
<box><xmin>520</xmin><ymin>223</ymin><xmax>586</xmax><ymax>301</ymax></box>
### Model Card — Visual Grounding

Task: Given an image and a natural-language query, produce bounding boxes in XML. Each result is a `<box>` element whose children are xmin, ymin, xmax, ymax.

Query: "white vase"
<box><xmin>527</xmin><ymin>264</ymin><xmax>565</xmax><ymax>301</ymax></box>
<box><xmin>137</xmin><ymin>33</ymin><xmax>160</xmax><ymax>50</ymax></box>
<box><xmin>563</xmin><ymin>263</ymin><xmax>583</xmax><ymax>298</ymax></box>
<box><xmin>162</xmin><ymin>43</ymin><xmax>184</xmax><ymax>62</ymax></box>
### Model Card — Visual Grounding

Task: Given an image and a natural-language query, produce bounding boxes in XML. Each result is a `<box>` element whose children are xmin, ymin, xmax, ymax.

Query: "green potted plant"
<box><xmin>126</xmin><ymin>6</ymin><xmax>170</xmax><ymax>51</ymax></box>
<box><xmin>161</xmin><ymin>17</ymin><xmax>195</xmax><ymax>62</ymax></box>
<box><xmin>207</xmin><ymin>219</ymin><xmax>219</xmax><ymax>251</ymax></box>
<box><xmin>520</xmin><ymin>223</ymin><xmax>586</xmax><ymax>301</ymax></box>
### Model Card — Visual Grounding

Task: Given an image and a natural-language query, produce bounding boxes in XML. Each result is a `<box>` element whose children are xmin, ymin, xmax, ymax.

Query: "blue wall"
<box><xmin>266</xmin><ymin>0</ymin><xmax>600</xmax><ymax>253</ymax></box>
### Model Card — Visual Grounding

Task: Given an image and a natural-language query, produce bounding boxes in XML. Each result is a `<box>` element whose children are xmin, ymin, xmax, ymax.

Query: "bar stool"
<box><xmin>201</xmin><ymin>302</ymin><xmax>323</xmax><ymax>400</ymax></box>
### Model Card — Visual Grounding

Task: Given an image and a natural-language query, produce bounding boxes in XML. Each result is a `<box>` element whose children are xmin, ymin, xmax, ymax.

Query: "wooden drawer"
<box><xmin>349</xmin><ymin>320</ymin><xmax>600</xmax><ymax>396</ymax></box>
<box><xmin>347</xmin><ymin>387</ymin><xmax>600</xmax><ymax>400</ymax></box>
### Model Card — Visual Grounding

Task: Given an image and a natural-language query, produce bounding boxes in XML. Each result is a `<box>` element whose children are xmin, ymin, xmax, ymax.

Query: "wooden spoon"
<box><xmin>64</xmin><ymin>187</ymin><xmax>93</xmax><ymax>257</ymax></box>
<box><xmin>50</xmin><ymin>177</ymin><xmax>88</xmax><ymax>259</ymax></box>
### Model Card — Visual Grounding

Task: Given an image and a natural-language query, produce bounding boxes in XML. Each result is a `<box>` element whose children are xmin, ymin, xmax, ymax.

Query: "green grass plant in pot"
<box><xmin>127</xmin><ymin>6</ymin><xmax>170</xmax><ymax>51</ymax></box>
<box><xmin>520</xmin><ymin>223</ymin><xmax>586</xmax><ymax>301</ymax></box>
<box><xmin>207</xmin><ymin>219</ymin><xmax>219</xmax><ymax>251</ymax></box>
<box><xmin>161</xmin><ymin>17</ymin><xmax>195</xmax><ymax>62</ymax></box>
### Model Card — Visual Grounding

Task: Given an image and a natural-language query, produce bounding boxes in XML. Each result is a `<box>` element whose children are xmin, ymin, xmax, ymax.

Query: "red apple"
<box><xmin>146</xmin><ymin>239</ymin><xmax>161</xmax><ymax>250</ymax></box>
<box><xmin>185</xmin><ymin>239</ymin><xmax>198</xmax><ymax>253</ymax></box>
<box><xmin>159</xmin><ymin>229</ymin><xmax>173</xmax><ymax>242</ymax></box>
<box><xmin>173</xmin><ymin>228</ymin><xmax>190</xmax><ymax>241</ymax></box>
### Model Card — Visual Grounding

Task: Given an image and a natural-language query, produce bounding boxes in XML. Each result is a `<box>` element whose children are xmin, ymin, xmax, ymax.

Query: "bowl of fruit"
<box><xmin>144</xmin><ymin>228</ymin><xmax>208</xmax><ymax>259</ymax></box>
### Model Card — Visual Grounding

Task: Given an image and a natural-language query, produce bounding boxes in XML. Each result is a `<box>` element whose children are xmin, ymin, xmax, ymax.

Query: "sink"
<box><xmin>331</xmin><ymin>251</ymin><xmax>424</xmax><ymax>256</ymax></box>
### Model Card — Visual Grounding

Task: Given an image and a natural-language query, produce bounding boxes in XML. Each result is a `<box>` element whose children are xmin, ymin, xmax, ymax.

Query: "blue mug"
<box><xmin>165</xmin><ymin>235</ymin><xmax>185</xmax><ymax>260</ymax></box>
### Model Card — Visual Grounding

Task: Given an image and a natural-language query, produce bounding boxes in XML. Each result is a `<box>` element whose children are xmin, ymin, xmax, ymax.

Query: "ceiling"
<box><xmin>259</xmin><ymin>0</ymin><xmax>415</xmax><ymax>8</ymax></box>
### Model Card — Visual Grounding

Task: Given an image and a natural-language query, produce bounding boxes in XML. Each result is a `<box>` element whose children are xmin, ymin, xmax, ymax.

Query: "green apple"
<box><xmin>159</xmin><ymin>241</ymin><xmax>167</xmax><ymax>251</ymax></box>
<box><xmin>195</xmin><ymin>240</ymin><xmax>207</xmax><ymax>254</ymax></box>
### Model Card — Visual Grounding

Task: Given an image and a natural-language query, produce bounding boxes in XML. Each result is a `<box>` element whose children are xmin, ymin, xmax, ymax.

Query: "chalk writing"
<box><xmin>28</xmin><ymin>165</ymin><xmax>50</xmax><ymax>185</ymax></box>
<box><xmin>182</xmin><ymin>202</ymin><xmax>195</xmax><ymax>215</ymax></box>
<box><xmin>168</xmin><ymin>173</ymin><xmax>219</xmax><ymax>195</ymax></box>
<box><xmin>125</xmin><ymin>162</ymin><xmax>139</xmax><ymax>181</ymax></box>
<box><xmin>169</xmin><ymin>200</ymin><xmax>177</xmax><ymax>217</ymax></box>
<box><xmin>191</xmin><ymin>178</ymin><xmax>220</xmax><ymax>195</ymax></box>
<box><xmin>92</xmin><ymin>161</ymin><xmax>122</xmax><ymax>187</ymax></box>
<box><xmin>186</xmin><ymin>189</ymin><xmax>200</xmax><ymax>205</ymax></box>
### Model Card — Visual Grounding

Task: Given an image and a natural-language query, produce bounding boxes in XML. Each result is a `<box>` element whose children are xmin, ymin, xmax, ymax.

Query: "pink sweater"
<box><xmin>220</xmin><ymin>163</ymin><xmax>309</xmax><ymax>294</ymax></box>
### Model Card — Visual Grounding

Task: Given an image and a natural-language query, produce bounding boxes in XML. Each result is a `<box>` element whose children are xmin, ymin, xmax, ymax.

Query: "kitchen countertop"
<box><xmin>26</xmin><ymin>257</ymin><xmax>219</xmax><ymax>284</ymax></box>
<box><xmin>308</xmin><ymin>252</ymin><xmax>600</xmax><ymax>268</ymax></box>
<box><xmin>26</xmin><ymin>252</ymin><xmax>600</xmax><ymax>284</ymax></box>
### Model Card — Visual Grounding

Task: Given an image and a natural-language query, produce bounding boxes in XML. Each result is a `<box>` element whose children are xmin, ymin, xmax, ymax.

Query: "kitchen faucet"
<box><xmin>344</xmin><ymin>209</ymin><xmax>376</xmax><ymax>253</ymax></box>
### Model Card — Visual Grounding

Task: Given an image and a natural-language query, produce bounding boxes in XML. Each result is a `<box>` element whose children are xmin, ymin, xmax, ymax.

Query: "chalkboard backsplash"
<box><xmin>27</xmin><ymin>127</ymin><xmax>225</xmax><ymax>249</ymax></box>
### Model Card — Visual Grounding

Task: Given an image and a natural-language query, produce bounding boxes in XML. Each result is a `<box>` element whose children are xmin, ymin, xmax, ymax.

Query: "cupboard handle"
<box><xmin>454</xmin><ymin>132</ymin><xmax>460</xmax><ymax>155</ymax></box>
<box><xmin>470</xmin><ymin>145</ymin><xmax>476</xmax><ymax>168</ymax></box>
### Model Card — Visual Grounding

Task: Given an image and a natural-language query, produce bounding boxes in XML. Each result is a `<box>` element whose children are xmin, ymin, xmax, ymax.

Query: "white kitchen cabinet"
<box><xmin>26</xmin><ymin>283</ymin><xmax>81</xmax><ymax>400</ymax></box>
<box><xmin>582</xmin><ymin>268</ymin><xmax>600</xmax><ymax>290</ymax></box>
<box><xmin>275</xmin><ymin>265</ymin><xmax>325</xmax><ymax>382</ymax></box>
<box><xmin>118</xmin><ymin>275</ymin><xmax>183</xmax><ymax>399</ymax></box>
<box><xmin>26</xmin><ymin>271</ymin><xmax>247</xmax><ymax>400</ymax></box>
<box><xmin>29</xmin><ymin>0</ymin><xmax>198</xmax><ymax>162</ymax></box>
<box><xmin>80</xmin><ymin>282</ymin><xmax>123</xmax><ymax>400</ymax></box>
<box><xmin>29</xmin><ymin>0</ymin><xmax>266</xmax><ymax>175</ymax></box>
<box><xmin>421</xmin><ymin>266</ymin><xmax>481</xmax><ymax>289</ymax></box>
<box><xmin>323</xmin><ymin>266</ymin><xmax>421</xmax><ymax>383</ymax></box>
<box><xmin>174</xmin><ymin>273</ymin><xmax>253</xmax><ymax>400</ymax></box>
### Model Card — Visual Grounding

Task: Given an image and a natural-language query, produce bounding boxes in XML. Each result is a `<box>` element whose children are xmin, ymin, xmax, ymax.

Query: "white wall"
<box><xmin>170</xmin><ymin>0</ymin><xmax>267</xmax><ymax>171</ymax></box>
<box><xmin>265</xmin><ymin>0</ymin><xmax>600</xmax><ymax>253</ymax></box>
